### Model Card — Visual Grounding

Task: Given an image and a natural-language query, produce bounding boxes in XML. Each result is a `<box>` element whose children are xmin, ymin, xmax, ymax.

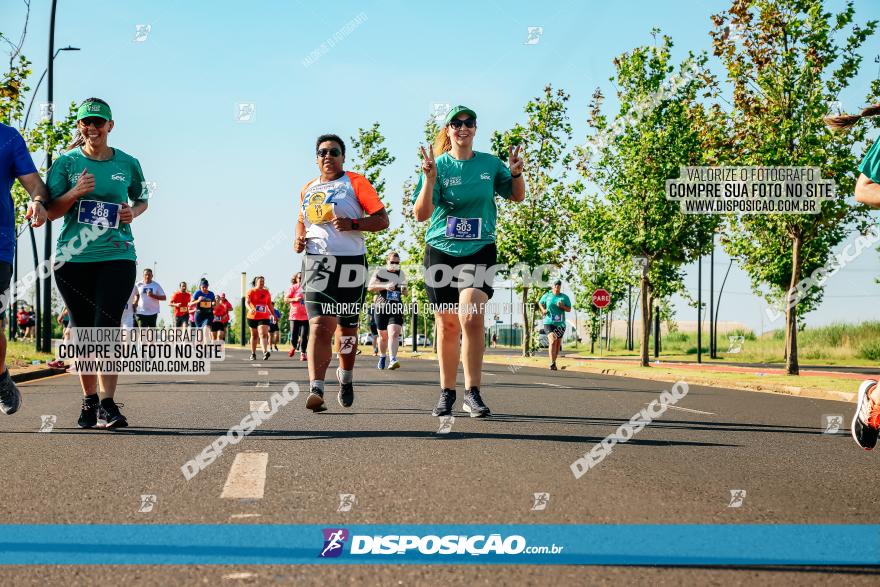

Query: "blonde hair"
<box><xmin>433</xmin><ymin>127</ymin><xmax>451</xmax><ymax>155</ymax></box>
<box><xmin>825</xmin><ymin>103</ymin><xmax>880</xmax><ymax>132</ymax></box>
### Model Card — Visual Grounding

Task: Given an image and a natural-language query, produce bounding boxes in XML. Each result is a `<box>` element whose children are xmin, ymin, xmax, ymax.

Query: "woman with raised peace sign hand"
<box><xmin>45</xmin><ymin>97</ymin><xmax>151</xmax><ymax>431</ymax></box>
<box><xmin>412</xmin><ymin>105</ymin><xmax>525</xmax><ymax>419</ymax></box>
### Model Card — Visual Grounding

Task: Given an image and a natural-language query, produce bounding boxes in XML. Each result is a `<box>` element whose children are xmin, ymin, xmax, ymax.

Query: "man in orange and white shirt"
<box><xmin>294</xmin><ymin>133</ymin><xmax>389</xmax><ymax>414</ymax></box>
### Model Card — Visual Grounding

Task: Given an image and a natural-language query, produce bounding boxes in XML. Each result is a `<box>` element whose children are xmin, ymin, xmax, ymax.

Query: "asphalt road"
<box><xmin>2</xmin><ymin>345</ymin><xmax>878</xmax><ymax>585</ymax></box>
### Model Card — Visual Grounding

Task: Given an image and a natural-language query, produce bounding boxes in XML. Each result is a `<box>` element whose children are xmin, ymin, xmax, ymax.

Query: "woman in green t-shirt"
<box><xmin>826</xmin><ymin>103</ymin><xmax>880</xmax><ymax>450</ymax></box>
<box><xmin>46</xmin><ymin>97</ymin><xmax>150</xmax><ymax>430</ymax></box>
<box><xmin>413</xmin><ymin>105</ymin><xmax>525</xmax><ymax>418</ymax></box>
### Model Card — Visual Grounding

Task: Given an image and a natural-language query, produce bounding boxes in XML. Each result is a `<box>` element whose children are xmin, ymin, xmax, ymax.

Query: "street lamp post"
<box><xmin>709</xmin><ymin>232</ymin><xmax>715</xmax><ymax>359</ymax></box>
<box><xmin>240</xmin><ymin>273</ymin><xmax>247</xmax><ymax>346</ymax></box>
<box><xmin>40</xmin><ymin>1</ymin><xmax>79</xmax><ymax>353</ymax></box>
<box><xmin>21</xmin><ymin>46</ymin><xmax>80</xmax><ymax>130</ymax></box>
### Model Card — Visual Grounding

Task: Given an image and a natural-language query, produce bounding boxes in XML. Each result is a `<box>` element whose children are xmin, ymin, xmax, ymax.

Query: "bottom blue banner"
<box><xmin>0</xmin><ymin>525</ymin><xmax>877</xmax><ymax>565</ymax></box>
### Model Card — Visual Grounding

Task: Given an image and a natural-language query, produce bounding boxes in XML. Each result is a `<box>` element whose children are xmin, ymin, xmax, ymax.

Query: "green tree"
<box><xmin>491</xmin><ymin>85</ymin><xmax>579</xmax><ymax>357</ymax></box>
<box><xmin>400</xmin><ymin>116</ymin><xmax>441</xmax><ymax>345</ymax></box>
<box><xmin>706</xmin><ymin>0</ymin><xmax>878</xmax><ymax>374</ymax></box>
<box><xmin>578</xmin><ymin>33</ymin><xmax>719</xmax><ymax>367</ymax></box>
<box><xmin>349</xmin><ymin>122</ymin><xmax>401</xmax><ymax>267</ymax></box>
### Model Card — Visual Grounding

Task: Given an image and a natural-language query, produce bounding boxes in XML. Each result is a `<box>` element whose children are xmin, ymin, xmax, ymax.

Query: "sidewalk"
<box><xmin>404</xmin><ymin>349</ymin><xmax>865</xmax><ymax>404</ymax></box>
<box><xmin>566</xmin><ymin>355</ymin><xmax>871</xmax><ymax>380</ymax></box>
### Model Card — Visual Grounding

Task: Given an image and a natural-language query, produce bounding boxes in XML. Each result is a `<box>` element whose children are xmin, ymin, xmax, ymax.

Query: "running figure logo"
<box><xmin>524</xmin><ymin>26</ymin><xmax>544</xmax><ymax>45</ymax></box>
<box><xmin>236</xmin><ymin>103</ymin><xmax>256</xmax><ymax>123</ymax></box>
<box><xmin>727</xmin><ymin>336</ymin><xmax>745</xmax><ymax>354</ymax></box>
<box><xmin>38</xmin><ymin>415</ymin><xmax>56</xmax><ymax>432</ymax></box>
<box><xmin>431</xmin><ymin>102</ymin><xmax>451</xmax><ymax>123</ymax></box>
<box><xmin>39</xmin><ymin>102</ymin><xmax>54</xmax><ymax>121</ymax></box>
<box><xmin>823</xmin><ymin>414</ymin><xmax>843</xmax><ymax>434</ymax></box>
<box><xmin>337</xmin><ymin>493</ymin><xmax>357</xmax><ymax>512</ymax></box>
<box><xmin>531</xmin><ymin>492</ymin><xmax>550</xmax><ymax>511</ymax></box>
<box><xmin>134</xmin><ymin>24</ymin><xmax>151</xmax><ymax>42</ymax></box>
<box><xmin>319</xmin><ymin>528</ymin><xmax>349</xmax><ymax>558</ymax></box>
<box><xmin>338</xmin><ymin>336</ymin><xmax>357</xmax><ymax>356</ymax></box>
<box><xmin>304</xmin><ymin>256</ymin><xmax>336</xmax><ymax>292</ymax></box>
<box><xmin>437</xmin><ymin>416</ymin><xmax>455</xmax><ymax>435</ymax></box>
<box><xmin>728</xmin><ymin>489</ymin><xmax>746</xmax><ymax>508</ymax></box>
<box><xmin>138</xmin><ymin>494</ymin><xmax>157</xmax><ymax>513</ymax></box>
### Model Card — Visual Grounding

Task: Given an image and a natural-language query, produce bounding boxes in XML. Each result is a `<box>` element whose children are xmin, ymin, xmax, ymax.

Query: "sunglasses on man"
<box><xmin>448</xmin><ymin>117</ymin><xmax>476</xmax><ymax>129</ymax></box>
<box><xmin>316</xmin><ymin>148</ymin><xmax>342</xmax><ymax>158</ymax></box>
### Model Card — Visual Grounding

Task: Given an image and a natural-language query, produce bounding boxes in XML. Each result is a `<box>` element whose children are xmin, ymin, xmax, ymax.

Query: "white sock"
<box><xmin>390</xmin><ymin>356</ymin><xmax>397</xmax><ymax>362</ymax></box>
<box><xmin>337</xmin><ymin>368</ymin><xmax>353</xmax><ymax>384</ymax></box>
<box><xmin>310</xmin><ymin>380</ymin><xmax>324</xmax><ymax>392</ymax></box>
<box><xmin>379</xmin><ymin>354</ymin><xmax>386</xmax><ymax>358</ymax></box>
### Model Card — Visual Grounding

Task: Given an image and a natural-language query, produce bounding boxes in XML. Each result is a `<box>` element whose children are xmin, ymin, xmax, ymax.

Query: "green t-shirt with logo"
<box><xmin>413</xmin><ymin>151</ymin><xmax>514</xmax><ymax>256</ymax></box>
<box><xmin>540</xmin><ymin>291</ymin><xmax>571</xmax><ymax>325</ymax></box>
<box><xmin>46</xmin><ymin>147</ymin><xmax>147</xmax><ymax>263</ymax></box>
<box><xmin>859</xmin><ymin>139</ymin><xmax>880</xmax><ymax>183</ymax></box>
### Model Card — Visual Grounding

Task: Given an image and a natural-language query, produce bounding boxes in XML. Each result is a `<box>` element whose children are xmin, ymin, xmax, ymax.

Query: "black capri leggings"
<box><xmin>289</xmin><ymin>319</ymin><xmax>309</xmax><ymax>351</ymax></box>
<box><xmin>54</xmin><ymin>260</ymin><xmax>137</xmax><ymax>327</ymax></box>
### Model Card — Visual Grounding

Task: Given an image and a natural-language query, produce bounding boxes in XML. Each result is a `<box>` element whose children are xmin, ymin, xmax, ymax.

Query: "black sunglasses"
<box><xmin>317</xmin><ymin>148</ymin><xmax>342</xmax><ymax>158</ymax></box>
<box><xmin>79</xmin><ymin>117</ymin><xmax>107</xmax><ymax>128</ymax></box>
<box><xmin>448</xmin><ymin>118</ymin><xmax>476</xmax><ymax>129</ymax></box>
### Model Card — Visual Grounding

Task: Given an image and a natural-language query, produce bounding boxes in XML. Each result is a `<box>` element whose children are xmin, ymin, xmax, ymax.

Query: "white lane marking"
<box><xmin>538</xmin><ymin>382</ymin><xmax>574</xmax><ymax>389</ymax></box>
<box><xmin>222</xmin><ymin>572</ymin><xmax>258</xmax><ymax>579</ymax></box>
<box><xmin>249</xmin><ymin>401</ymin><xmax>269</xmax><ymax>412</ymax></box>
<box><xmin>657</xmin><ymin>404</ymin><xmax>716</xmax><ymax>416</ymax></box>
<box><xmin>221</xmin><ymin>452</ymin><xmax>268</xmax><ymax>499</ymax></box>
<box><xmin>230</xmin><ymin>513</ymin><xmax>262</xmax><ymax>519</ymax></box>
<box><xmin>255</xmin><ymin>370</ymin><xmax>269</xmax><ymax>388</ymax></box>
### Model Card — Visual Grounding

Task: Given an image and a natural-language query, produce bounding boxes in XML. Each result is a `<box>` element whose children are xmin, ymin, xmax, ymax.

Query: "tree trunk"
<box><xmin>521</xmin><ymin>287</ymin><xmax>530</xmax><ymax>357</ymax></box>
<box><xmin>640</xmin><ymin>273</ymin><xmax>650</xmax><ymax>367</ymax></box>
<box><xmin>785</xmin><ymin>234</ymin><xmax>802</xmax><ymax>375</ymax></box>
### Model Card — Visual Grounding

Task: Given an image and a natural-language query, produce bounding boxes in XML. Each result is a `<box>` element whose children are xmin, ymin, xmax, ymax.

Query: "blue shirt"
<box><xmin>0</xmin><ymin>124</ymin><xmax>38</xmax><ymax>264</ymax></box>
<box><xmin>192</xmin><ymin>290</ymin><xmax>216</xmax><ymax>315</ymax></box>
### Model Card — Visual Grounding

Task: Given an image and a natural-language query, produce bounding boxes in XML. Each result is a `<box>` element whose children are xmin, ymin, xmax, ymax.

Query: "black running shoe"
<box><xmin>432</xmin><ymin>388</ymin><xmax>456</xmax><ymax>417</ymax></box>
<box><xmin>338</xmin><ymin>383</ymin><xmax>354</xmax><ymax>408</ymax></box>
<box><xmin>77</xmin><ymin>394</ymin><xmax>100</xmax><ymax>428</ymax></box>
<box><xmin>306</xmin><ymin>388</ymin><xmax>327</xmax><ymax>412</ymax></box>
<box><xmin>550</xmin><ymin>363</ymin><xmax>558</xmax><ymax>371</ymax></box>
<box><xmin>852</xmin><ymin>379</ymin><xmax>880</xmax><ymax>450</ymax></box>
<box><xmin>0</xmin><ymin>369</ymin><xmax>21</xmax><ymax>415</ymax></box>
<box><xmin>249</xmin><ymin>353</ymin><xmax>256</xmax><ymax>361</ymax></box>
<box><xmin>263</xmin><ymin>351</ymin><xmax>271</xmax><ymax>361</ymax></box>
<box><xmin>98</xmin><ymin>398</ymin><xmax>128</xmax><ymax>429</ymax></box>
<box><xmin>462</xmin><ymin>387</ymin><xmax>490</xmax><ymax>418</ymax></box>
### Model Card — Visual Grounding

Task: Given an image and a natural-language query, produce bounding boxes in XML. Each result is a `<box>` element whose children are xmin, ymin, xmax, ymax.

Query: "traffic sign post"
<box><xmin>592</xmin><ymin>289</ymin><xmax>611</xmax><ymax>356</ymax></box>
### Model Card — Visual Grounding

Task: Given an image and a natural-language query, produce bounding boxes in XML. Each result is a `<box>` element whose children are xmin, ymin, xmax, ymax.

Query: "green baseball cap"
<box><xmin>76</xmin><ymin>100</ymin><xmax>112</xmax><ymax>122</ymax></box>
<box><xmin>443</xmin><ymin>105</ymin><xmax>477</xmax><ymax>126</ymax></box>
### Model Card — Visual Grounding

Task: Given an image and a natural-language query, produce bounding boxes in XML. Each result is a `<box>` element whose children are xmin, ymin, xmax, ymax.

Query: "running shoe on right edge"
<box><xmin>852</xmin><ymin>379</ymin><xmax>880</xmax><ymax>450</ymax></box>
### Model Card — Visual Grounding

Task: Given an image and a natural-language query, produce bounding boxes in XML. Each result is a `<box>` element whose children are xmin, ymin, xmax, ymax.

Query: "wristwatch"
<box><xmin>351</xmin><ymin>218</ymin><xmax>360</xmax><ymax>230</ymax></box>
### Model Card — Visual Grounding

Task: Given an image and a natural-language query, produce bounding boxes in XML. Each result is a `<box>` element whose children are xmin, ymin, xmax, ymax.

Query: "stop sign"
<box><xmin>592</xmin><ymin>288</ymin><xmax>611</xmax><ymax>309</ymax></box>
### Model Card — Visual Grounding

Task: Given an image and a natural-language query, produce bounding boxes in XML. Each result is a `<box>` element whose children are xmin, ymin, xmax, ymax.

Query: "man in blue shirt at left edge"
<box><xmin>0</xmin><ymin>122</ymin><xmax>49</xmax><ymax>415</ymax></box>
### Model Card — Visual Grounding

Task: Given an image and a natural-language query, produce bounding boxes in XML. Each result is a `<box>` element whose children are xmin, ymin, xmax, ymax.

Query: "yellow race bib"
<box><xmin>305</xmin><ymin>192</ymin><xmax>335</xmax><ymax>224</ymax></box>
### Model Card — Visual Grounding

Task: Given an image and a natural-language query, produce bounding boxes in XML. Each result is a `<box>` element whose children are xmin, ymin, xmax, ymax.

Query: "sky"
<box><xmin>2</xmin><ymin>0</ymin><xmax>879</xmax><ymax>334</ymax></box>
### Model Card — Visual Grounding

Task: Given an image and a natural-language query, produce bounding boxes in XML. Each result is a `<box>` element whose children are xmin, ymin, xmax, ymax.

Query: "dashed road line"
<box><xmin>221</xmin><ymin>452</ymin><xmax>268</xmax><ymax>500</ymax></box>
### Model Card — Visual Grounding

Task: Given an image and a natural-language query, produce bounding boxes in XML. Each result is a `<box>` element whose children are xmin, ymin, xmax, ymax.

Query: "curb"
<box><xmin>401</xmin><ymin>352</ymin><xmax>859</xmax><ymax>404</ymax></box>
<box><xmin>11</xmin><ymin>365</ymin><xmax>66</xmax><ymax>383</ymax></box>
